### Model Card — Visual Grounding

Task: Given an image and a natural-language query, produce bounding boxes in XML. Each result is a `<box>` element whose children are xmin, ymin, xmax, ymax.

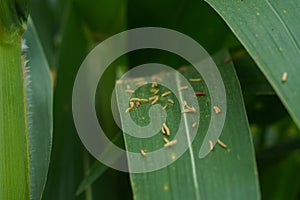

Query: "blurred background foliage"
<box><xmin>28</xmin><ymin>0</ymin><xmax>300</xmax><ymax>199</ymax></box>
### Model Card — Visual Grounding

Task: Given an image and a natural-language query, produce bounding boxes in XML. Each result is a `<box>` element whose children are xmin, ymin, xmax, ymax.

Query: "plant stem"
<box><xmin>0</xmin><ymin>40</ymin><xmax>30</xmax><ymax>199</ymax></box>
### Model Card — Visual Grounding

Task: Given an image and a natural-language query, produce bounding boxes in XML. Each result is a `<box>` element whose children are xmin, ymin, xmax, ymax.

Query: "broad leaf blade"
<box><xmin>205</xmin><ymin>0</ymin><xmax>300</xmax><ymax>128</ymax></box>
<box><xmin>116</xmin><ymin>50</ymin><xmax>260</xmax><ymax>199</ymax></box>
<box><xmin>22</xmin><ymin>18</ymin><xmax>53</xmax><ymax>200</ymax></box>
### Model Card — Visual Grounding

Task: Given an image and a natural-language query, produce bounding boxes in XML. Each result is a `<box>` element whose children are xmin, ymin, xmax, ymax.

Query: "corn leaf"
<box><xmin>205</xmin><ymin>0</ymin><xmax>300</xmax><ymax>129</ymax></box>
<box><xmin>22</xmin><ymin>18</ymin><xmax>53</xmax><ymax>200</ymax></box>
<box><xmin>116</xmin><ymin>50</ymin><xmax>260</xmax><ymax>200</ymax></box>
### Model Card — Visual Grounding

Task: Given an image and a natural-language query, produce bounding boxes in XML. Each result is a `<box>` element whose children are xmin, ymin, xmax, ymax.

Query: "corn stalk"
<box><xmin>0</xmin><ymin>0</ymin><xmax>30</xmax><ymax>199</ymax></box>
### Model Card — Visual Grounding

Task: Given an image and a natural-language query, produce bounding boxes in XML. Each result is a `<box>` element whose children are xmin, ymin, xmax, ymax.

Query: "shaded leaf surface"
<box><xmin>23</xmin><ymin>18</ymin><xmax>53</xmax><ymax>200</ymax></box>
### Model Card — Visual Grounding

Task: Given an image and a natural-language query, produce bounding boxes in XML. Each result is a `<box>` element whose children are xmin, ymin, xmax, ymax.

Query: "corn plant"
<box><xmin>1</xmin><ymin>0</ymin><xmax>300</xmax><ymax>200</ymax></box>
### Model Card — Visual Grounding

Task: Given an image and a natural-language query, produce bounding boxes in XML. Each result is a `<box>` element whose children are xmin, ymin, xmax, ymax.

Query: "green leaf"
<box><xmin>0</xmin><ymin>0</ymin><xmax>30</xmax><ymax>44</ymax></box>
<box><xmin>75</xmin><ymin>133</ymin><xmax>125</xmax><ymax>196</ymax></box>
<box><xmin>74</xmin><ymin>0</ymin><xmax>127</xmax><ymax>37</ymax></box>
<box><xmin>116</xmin><ymin>50</ymin><xmax>260</xmax><ymax>199</ymax></box>
<box><xmin>204</xmin><ymin>0</ymin><xmax>300</xmax><ymax>129</ymax></box>
<box><xmin>259</xmin><ymin>151</ymin><xmax>300</xmax><ymax>199</ymax></box>
<box><xmin>22</xmin><ymin>18</ymin><xmax>53</xmax><ymax>200</ymax></box>
<box><xmin>41</xmin><ymin>6</ymin><xmax>90</xmax><ymax>200</ymax></box>
<box><xmin>76</xmin><ymin>162</ymin><xmax>108</xmax><ymax>196</ymax></box>
<box><xmin>40</xmin><ymin>2</ymin><xmax>130</xmax><ymax>199</ymax></box>
<box><xmin>29</xmin><ymin>0</ymin><xmax>61</xmax><ymax>68</ymax></box>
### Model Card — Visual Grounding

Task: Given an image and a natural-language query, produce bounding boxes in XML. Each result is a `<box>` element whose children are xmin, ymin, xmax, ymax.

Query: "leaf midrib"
<box><xmin>175</xmin><ymin>72</ymin><xmax>200</xmax><ymax>200</ymax></box>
